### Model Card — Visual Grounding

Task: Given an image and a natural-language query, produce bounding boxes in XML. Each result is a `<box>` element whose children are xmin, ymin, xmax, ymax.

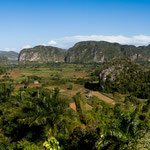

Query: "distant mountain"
<box><xmin>0</xmin><ymin>51</ymin><xmax>18</xmax><ymax>61</ymax></box>
<box><xmin>18</xmin><ymin>45</ymin><xmax>66</xmax><ymax>64</ymax></box>
<box><xmin>65</xmin><ymin>41</ymin><xmax>150</xmax><ymax>63</ymax></box>
<box><xmin>18</xmin><ymin>41</ymin><xmax>150</xmax><ymax>64</ymax></box>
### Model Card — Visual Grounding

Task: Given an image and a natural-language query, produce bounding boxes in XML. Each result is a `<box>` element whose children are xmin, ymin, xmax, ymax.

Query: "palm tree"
<box><xmin>19</xmin><ymin>88</ymin><xmax>74</xmax><ymax>137</ymax></box>
<box><xmin>96</xmin><ymin>103</ymin><xmax>149</xmax><ymax>150</ymax></box>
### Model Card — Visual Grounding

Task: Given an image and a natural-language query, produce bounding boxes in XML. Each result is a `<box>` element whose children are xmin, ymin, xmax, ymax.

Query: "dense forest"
<box><xmin>0</xmin><ymin>59</ymin><xmax>150</xmax><ymax>150</ymax></box>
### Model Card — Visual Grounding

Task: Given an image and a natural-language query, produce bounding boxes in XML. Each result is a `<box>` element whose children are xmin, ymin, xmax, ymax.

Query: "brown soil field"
<box><xmin>91</xmin><ymin>91</ymin><xmax>115</xmax><ymax>105</ymax></box>
<box><xmin>85</xmin><ymin>103</ymin><xmax>93</xmax><ymax>110</ymax></box>
<box><xmin>0</xmin><ymin>73</ymin><xmax>20</xmax><ymax>77</ymax></box>
<box><xmin>15</xmin><ymin>84</ymin><xmax>41</xmax><ymax>89</ymax></box>
<box><xmin>15</xmin><ymin>85</ymin><xmax>25</xmax><ymax>89</ymax></box>
<box><xmin>70</xmin><ymin>102</ymin><xmax>93</xmax><ymax>111</ymax></box>
<box><xmin>28</xmin><ymin>84</ymin><xmax>41</xmax><ymax>87</ymax></box>
<box><xmin>70</xmin><ymin>103</ymin><xmax>76</xmax><ymax>111</ymax></box>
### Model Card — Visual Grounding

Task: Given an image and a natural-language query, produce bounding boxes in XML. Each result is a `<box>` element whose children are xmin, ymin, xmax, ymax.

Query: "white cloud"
<box><xmin>48</xmin><ymin>40</ymin><xmax>57</xmax><ymax>45</ymax></box>
<box><xmin>23</xmin><ymin>45</ymin><xmax>31</xmax><ymax>49</ymax></box>
<box><xmin>3</xmin><ymin>35</ymin><xmax>150</xmax><ymax>52</ymax></box>
<box><xmin>49</xmin><ymin>35</ymin><xmax>150</xmax><ymax>49</ymax></box>
<box><xmin>41</xmin><ymin>43</ymin><xmax>46</xmax><ymax>46</ymax></box>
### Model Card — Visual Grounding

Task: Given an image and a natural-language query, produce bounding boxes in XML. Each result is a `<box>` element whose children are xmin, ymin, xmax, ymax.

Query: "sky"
<box><xmin>0</xmin><ymin>0</ymin><xmax>150</xmax><ymax>52</ymax></box>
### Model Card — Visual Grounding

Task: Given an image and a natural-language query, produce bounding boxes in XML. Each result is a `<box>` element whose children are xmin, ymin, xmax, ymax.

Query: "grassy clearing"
<box><xmin>91</xmin><ymin>91</ymin><xmax>115</xmax><ymax>105</ymax></box>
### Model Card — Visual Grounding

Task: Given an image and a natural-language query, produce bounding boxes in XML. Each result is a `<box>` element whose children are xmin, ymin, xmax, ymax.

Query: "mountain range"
<box><xmin>18</xmin><ymin>41</ymin><xmax>150</xmax><ymax>64</ymax></box>
<box><xmin>1</xmin><ymin>41</ymin><xmax>150</xmax><ymax>65</ymax></box>
<box><xmin>0</xmin><ymin>51</ymin><xmax>19</xmax><ymax>64</ymax></box>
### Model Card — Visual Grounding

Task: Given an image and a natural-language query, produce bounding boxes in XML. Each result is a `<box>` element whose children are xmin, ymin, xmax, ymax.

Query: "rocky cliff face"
<box><xmin>66</xmin><ymin>41</ymin><xmax>122</xmax><ymax>63</ymax></box>
<box><xmin>19</xmin><ymin>46</ymin><xmax>66</xmax><ymax>64</ymax></box>
<box><xmin>65</xmin><ymin>41</ymin><xmax>150</xmax><ymax>63</ymax></box>
<box><xmin>99</xmin><ymin>58</ymin><xmax>141</xmax><ymax>88</ymax></box>
<box><xmin>18</xmin><ymin>41</ymin><xmax>150</xmax><ymax>64</ymax></box>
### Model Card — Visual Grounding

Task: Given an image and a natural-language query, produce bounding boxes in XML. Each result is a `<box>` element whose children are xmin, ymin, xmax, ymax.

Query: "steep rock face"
<box><xmin>66</xmin><ymin>41</ymin><xmax>122</xmax><ymax>63</ymax></box>
<box><xmin>19</xmin><ymin>46</ymin><xmax>66</xmax><ymax>64</ymax></box>
<box><xmin>65</xmin><ymin>41</ymin><xmax>150</xmax><ymax>63</ymax></box>
<box><xmin>18</xmin><ymin>41</ymin><xmax>150</xmax><ymax>64</ymax></box>
<box><xmin>99</xmin><ymin>58</ymin><xmax>141</xmax><ymax>88</ymax></box>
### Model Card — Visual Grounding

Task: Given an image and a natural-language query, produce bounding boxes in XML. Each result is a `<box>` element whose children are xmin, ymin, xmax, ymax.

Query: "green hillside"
<box><xmin>18</xmin><ymin>41</ymin><xmax>150</xmax><ymax>64</ymax></box>
<box><xmin>66</xmin><ymin>41</ymin><xmax>150</xmax><ymax>63</ymax></box>
<box><xmin>19</xmin><ymin>45</ymin><xmax>66</xmax><ymax>64</ymax></box>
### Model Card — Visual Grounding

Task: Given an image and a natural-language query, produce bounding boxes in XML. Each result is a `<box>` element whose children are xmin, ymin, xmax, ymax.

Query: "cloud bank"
<box><xmin>48</xmin><ymin>35</ymin><xmax>150</xmax><ymax>49</ymax></box>
<box><xmin>23</xmin><ymin>45</ymin><xmax>31</xmax><ymax>49</ymax></box>
<box><xmin>2</xmin><ymin>35</ymin><xmax>150</xmax><ymax>52</ymax></box>
<box><xmin>48</xmin><ymin>40</ymin><xmax>57</xmax><ymax>45</ymax></box>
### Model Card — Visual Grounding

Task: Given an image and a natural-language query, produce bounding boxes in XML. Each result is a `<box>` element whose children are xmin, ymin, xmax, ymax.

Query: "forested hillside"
<box><xmin>66</xmin><ymin>41</ymin><xmax>150</xmax><ymax>63</ymax></box>
<box><xmin>19</xmin><ymin>46</ymin><xmax>66</xmax><ymax>64</ymax></box>
<box><xmin>98</xmin><ymin>58</ymin><xmax>150</xmax><ymax>99</ymax></box>
<box><xmin>18</xmin><ymin>41</ymin><xmax>150</xmax><ymax>64</ymax></box>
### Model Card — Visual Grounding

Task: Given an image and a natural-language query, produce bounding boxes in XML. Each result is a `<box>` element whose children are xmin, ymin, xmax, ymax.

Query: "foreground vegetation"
<box><xmin>0</xmin><ymin>61</ymin><xmax>150</xmax><ymax>150</ymax></box>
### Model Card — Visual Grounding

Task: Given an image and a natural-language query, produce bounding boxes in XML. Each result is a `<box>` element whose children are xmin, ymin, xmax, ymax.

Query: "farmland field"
<box><xmin>0</xmin><ymin>63</ymin><xmax>116</xmax><ymax>104</ymax></box>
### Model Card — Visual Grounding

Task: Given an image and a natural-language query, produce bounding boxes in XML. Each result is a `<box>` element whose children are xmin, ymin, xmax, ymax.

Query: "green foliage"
<box><xmin>73</xmin><ymin>93</ymin><xmax>86</xmax><ymax>124</ymax></box>
<box><xmin>43</xmin><ymin>137</ymin><xmax>61</xmax><ymax>150</ymax></box>
<box><xmin>21</xmin><ymin>75</ymin><xmax>41</xmax><ymax>85</ymax></box>
<box><xmin>0</xmin><ymin>66</ymin><xmax>6</xmax><ymax>75</ymax></box>
<box><xmin>95</xmin><ymin>102</ymin><xmax>150</xmax><ymax>150</ymax></box>
<box><xmin>98</xmin><ymin>58</ymin><xmax>150</xmax><ymax>99</ymax></box>
<box><xmin>0</xmin><ymin>62</ymin><xmax>150</xmax><ymax>150</ymax></box>
<box><xmin>17</xmin><ymin>140</ymin><xmax>43</xmax><ymax>150</ymax></box>
<box><xmin>0</xmin><ymin>55</ymin><xmax>8</xmax><ymax>65</ymax></box>
<box><xmin>71</xmin><ymin>126</ymin><xmax>100</xmax><ymax>150</ymax></box>
<box><xmin>67</xmin><ymin>84</ymin><xmax>73</xmax><ymax>90</ymax></box>
<box><xmin>0</xmin><ymin>82</ymin><xmax>14</xmax><ymax>103</ymax></box>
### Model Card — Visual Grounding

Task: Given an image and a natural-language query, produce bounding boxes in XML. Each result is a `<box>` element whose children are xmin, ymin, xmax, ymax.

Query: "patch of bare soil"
<box><xmin>70</xmin><ymin>103</ymin><xmax>76</xmax><ymax>111</ymax></box>
<box><xmin>15</xmin><ymin>84</ymin><xmax>41</xmax><ymax>89</ymax></box>
<box><xmin>0</xmin><ymin>73</ymin><xmax>20</xmax><ymax>77</ymax></box>
<box><xmin>70</xmin><ymin>102</ymin><xmax>93</xmax><ymax>111</ymax></box>
<box><xmin>91</xmin><ymin>91</ymin><xmax>115</xmax><ymax>105</ymax></box>
<box><xmin>28</xmin><ymin>84</ymin><xmax>41</xmax><ymax>87</ymax></box>
<box><xmin>15</xmin><ymin>85</ymin><xmax>24</xmax><ymax>89</ymax></box>
<box><xmin>85</xmin><ymin>103</ymin><xmax>93</xmax><ymax>110</ymax></box>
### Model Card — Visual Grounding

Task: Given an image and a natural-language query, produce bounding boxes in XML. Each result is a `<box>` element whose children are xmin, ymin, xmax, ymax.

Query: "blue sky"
<box><xmin>0</xmin><ymin>0</ymin><xmax>150</xmax><ymax>52</ymax></box>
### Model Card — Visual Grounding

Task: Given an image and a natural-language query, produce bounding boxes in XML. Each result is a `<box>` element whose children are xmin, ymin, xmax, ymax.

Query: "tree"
<box><xmin>96</xmin><ymin>103</ymin><xmax>149</xmax><ymax>150</ymax></box>
<box><xmin>19</xmin><ymin>88</ymin><xmax>73</xmax><ymax>137</ymax></box>
<box><xmin>43</xmin><ymin>137</ymin><xmax>61</xmax><ymax>150</ymax></box>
